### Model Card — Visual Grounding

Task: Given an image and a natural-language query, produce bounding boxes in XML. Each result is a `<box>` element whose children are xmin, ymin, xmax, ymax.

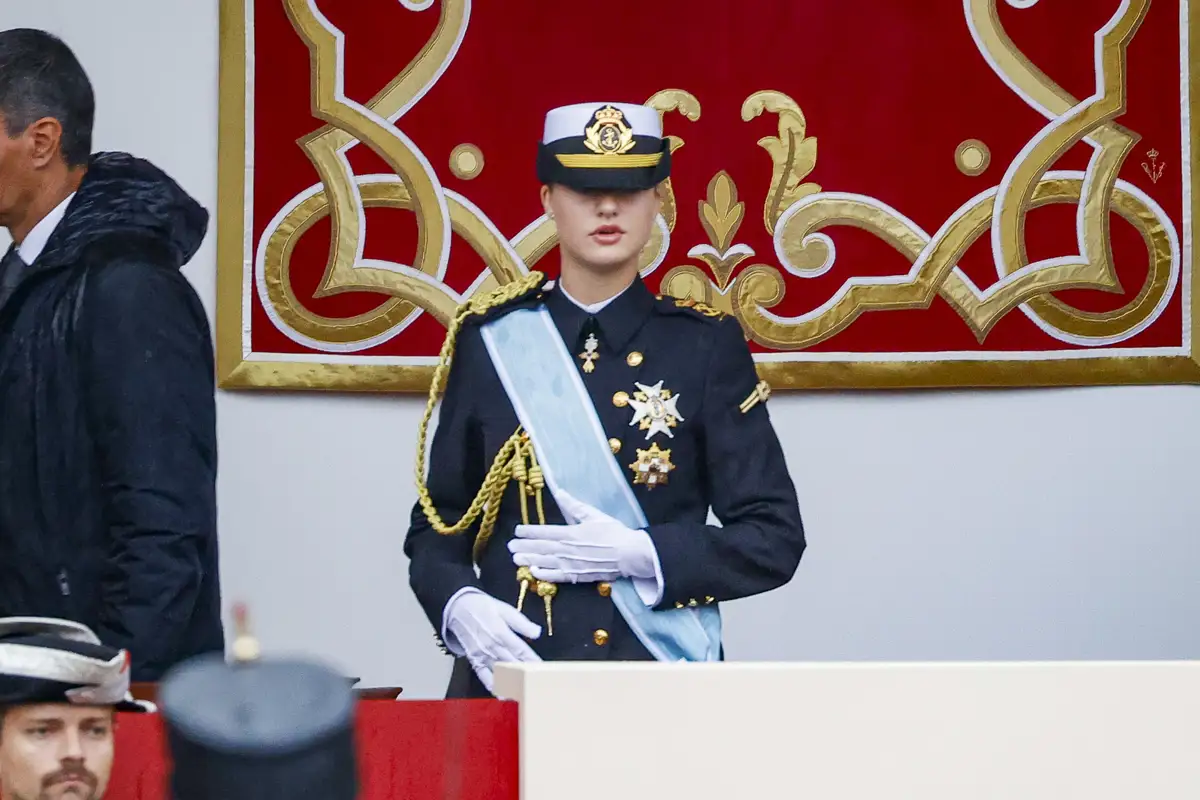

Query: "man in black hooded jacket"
<box><xmin>0</xmin><ymin>28</ymin><xmax>224</xmax><ymax>680</ymax></box>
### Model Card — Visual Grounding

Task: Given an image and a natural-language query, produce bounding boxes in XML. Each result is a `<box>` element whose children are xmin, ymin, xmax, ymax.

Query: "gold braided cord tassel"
<box><xmin>516</xmin><ymin>565</ymin><xmax>533</xmax><ymax>613</ymax></box>
<box><xmin>474</xmin><ymin>431</ymin><xmax>553</xmax><ymax>566</ymax></box>
<box><xmin>513</xmin><ymin>434</ymin><xmax>531</xmax><ymax>526</ymax></box>
<box><xmin>518</xmin><ymin>441</ymin><xmax>555</xmax><ymax>631</ymax></box>
<box><xmin>471</xmin><ymin>449</ymin><xmax>518</xmax><ymax>566</ymax></box>
<box><xmin>526</xmin><ymin>445</ymin><xmax>547</xmax><ymax>526</ymax></box>
<box><xmin>537</xmin><ymin>580</ymin><xmax>557</xmax><ymax>636</ymax></box>
<box><xmin>413</xmin><ymin>271</ymin><xmax>546</xmax><ymax>538</ymax></box>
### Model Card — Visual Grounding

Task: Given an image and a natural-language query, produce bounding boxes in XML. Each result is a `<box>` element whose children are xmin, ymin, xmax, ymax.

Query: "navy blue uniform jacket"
<box><xmin>404</xmin><ymin>277</ymin><xmax>804</xmax><ymax>697</ymax></box>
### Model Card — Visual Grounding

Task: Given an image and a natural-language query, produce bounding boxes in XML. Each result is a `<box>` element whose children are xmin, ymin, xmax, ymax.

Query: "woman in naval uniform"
<box><xmin>405</xmin><ymin>101</ymin><xmax>806</xmax><ymax>698</ymax></box>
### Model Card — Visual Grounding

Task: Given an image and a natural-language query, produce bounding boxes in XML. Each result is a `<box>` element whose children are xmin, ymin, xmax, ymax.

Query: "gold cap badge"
<box><xmin>584</xmin><ymin>105</ymin><xmax>636</xmax><ymax>156</ymax></box>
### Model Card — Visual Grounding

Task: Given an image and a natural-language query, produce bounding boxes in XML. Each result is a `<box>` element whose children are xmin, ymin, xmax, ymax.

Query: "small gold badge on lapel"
<box><xmin>629</xmin><ymin>442</ymin><xmax>674</xmax><ymax>489</ymax></box>
<box><xmin>579</xmin><ymin>333</ymin><xmax>599</xmax><ymax>373</ymax></box>
<box><xmin>627</xmin><ymin>380</ymin><xmax>684</xmax><ymax>439</ymax></box>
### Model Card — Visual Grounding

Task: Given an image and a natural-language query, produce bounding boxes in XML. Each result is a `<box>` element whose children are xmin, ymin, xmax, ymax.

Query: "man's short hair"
<box><xmin>0</xmin><ymin>29</ymin><xmax>94</xmax><ymax>168</ymax></box>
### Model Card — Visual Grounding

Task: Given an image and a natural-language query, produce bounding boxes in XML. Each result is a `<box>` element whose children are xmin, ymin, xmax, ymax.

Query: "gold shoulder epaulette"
<box><xmin>464</xmin><ymin>270</ymin><xmax>546</xmax><ymax>319</ymax></box>
<box><xmin>739</xmin><ymin>380</ymin><xmax>771</xmax><ymax>414</ymax></box>
<box><xmin>656</xmin><ymin>294</ymin><xmax>728</xmax><ymax>319</ymax></box>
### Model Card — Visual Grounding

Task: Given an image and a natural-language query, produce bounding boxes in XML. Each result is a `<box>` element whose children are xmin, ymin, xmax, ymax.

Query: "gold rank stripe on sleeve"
<box><xmin>739</xmin><ymin>380</ymin><xmax>772</xmax><ymax>414</ymax></box>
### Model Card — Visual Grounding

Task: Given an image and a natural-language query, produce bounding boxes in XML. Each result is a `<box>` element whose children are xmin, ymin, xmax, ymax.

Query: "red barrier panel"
<box><xmin>107</xmin><ymin>700</ymin><xmax>519</xmax><ymax>800</ymax></box>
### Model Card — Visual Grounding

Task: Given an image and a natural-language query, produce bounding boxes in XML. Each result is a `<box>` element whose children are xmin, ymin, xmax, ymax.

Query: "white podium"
<box><xmin>494</xmin><ymin>661</ymin><xmax>1200</xmax><ymax>799</ymax></box>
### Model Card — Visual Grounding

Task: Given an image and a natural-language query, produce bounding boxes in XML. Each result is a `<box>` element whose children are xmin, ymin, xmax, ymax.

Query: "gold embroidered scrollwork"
<box><xmin>624</xmin><ymin>90</ymin><xmax>701</xmax><ymax>276</ymax></box>
<box><xmin>256</xmin><ymin>0</ymin><xmax>1176</xmax><ymax>367</ymax></box>
<box><xmin>661</xmin><ymin>171</ymin><xmax>758</xmax><ymax>317</ymax></box>
<box><xmin>662</xmin><ymin>0</ymin><xmax>1178</xmax><ymax>352</ymax></box>
<box><xmin>259</xmin><ymin>2</ymin><xmax>709</xmax><ymax>354</ymax></box>
<box><xmin>263</xmin><ymin>0</ymin><xmax>531</xmax><ymax>347</ymax></box>
<box><xmin>965</xmin><ymin>0</ymin><xmax>1173</xmax><ymax>342</ymax></box>
<box><xmin>645</xmin><ymin>89</ymin><xmax>701</xmax><ymax>233</ymax></box>
<box><xmin>742</xmin><ymin>90</ymin><xmax>821</xmax><ymax>235</ymax></box>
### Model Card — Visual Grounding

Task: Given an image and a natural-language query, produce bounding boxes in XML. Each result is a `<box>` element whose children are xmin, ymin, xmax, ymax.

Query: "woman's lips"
<box><xmin>590</xmin><ymin>225</ymin><xmax>624</xmax><ymax>245</ymax></box>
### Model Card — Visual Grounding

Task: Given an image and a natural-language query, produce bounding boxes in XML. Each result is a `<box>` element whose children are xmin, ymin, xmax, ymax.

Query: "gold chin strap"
<box><xmin>414</xmin><ymin>270</ymin><xmax>557</xmax><ymax>633</ymax></box>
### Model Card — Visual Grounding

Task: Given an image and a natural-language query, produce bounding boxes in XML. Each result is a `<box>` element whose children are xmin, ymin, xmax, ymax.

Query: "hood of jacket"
<box><xmin>35</xmin><ymin>151</ymin><xmax>208</xmax><ymax>272</ymax></box>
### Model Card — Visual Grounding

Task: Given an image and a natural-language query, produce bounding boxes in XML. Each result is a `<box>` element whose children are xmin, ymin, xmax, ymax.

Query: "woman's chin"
<box><xmin>575</xmin><ymin>247</ymin><xmax>640</xmax><ymax>273</ymax></box>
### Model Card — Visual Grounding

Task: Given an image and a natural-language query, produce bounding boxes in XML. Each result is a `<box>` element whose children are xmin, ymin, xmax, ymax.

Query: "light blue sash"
<box><xmin>479</xmin><ymin>305</ymin><xmax>721</xmax><ymax>662</ymax></box>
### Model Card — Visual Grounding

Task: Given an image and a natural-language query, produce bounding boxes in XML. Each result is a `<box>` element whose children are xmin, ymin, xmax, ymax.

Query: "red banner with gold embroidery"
<box><xmin>215</xmin><ymin>0</ymin><xmax>1199</xmax><ymax>391</ymax></box>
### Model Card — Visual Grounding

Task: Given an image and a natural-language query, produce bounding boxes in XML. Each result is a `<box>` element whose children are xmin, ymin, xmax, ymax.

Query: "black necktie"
<box><xmin>0</xmin><ymin>244</ymin><xmax>27</xmax><ymax>309</ymax></box>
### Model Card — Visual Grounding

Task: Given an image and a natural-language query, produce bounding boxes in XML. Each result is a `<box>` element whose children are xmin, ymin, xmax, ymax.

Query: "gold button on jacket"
<box><xmin>593</xmin><ymin>629</ymin><xmax>609</xmax><ymax>646</ymax></box>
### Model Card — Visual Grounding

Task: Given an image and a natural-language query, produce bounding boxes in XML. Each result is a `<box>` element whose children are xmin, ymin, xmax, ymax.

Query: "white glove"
<box><xmin>444</xmin><ymin>590</ymin><xmax>542</xmax><ymax>694</ymax></box>
<box><xmin>508</xmin><ymin>491</ymin><xmax>662</xmax><ymax>599</ymax></box>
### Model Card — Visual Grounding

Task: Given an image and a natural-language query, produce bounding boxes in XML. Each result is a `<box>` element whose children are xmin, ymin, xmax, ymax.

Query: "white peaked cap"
<box><xmin>542</xmin><ymin>102</ymin><xmax>663</xmax><ymax>143</ymax></box>
<box><xmin>0</xmin><ymin>616</ymin><xmax>102</xmax><ymax>644</ymax></box>
<box><xmin>0</xmin><ymin>616</ymin><xmax>146</xmax><ymax>710</ymax></box>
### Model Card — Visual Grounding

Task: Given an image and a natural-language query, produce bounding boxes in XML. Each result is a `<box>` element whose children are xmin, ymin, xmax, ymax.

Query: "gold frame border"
<box><xmin>215</xmin><ymin>0</ymin><xmax>250</xmax><ymax>390</ymax></box>
<box><xmin>215</xmin><ymin>0</ymin><xmax>1200</xmax><ymax>393</ymax></box>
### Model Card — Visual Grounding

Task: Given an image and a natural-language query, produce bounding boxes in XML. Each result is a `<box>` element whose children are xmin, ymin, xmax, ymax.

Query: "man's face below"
<box><xmin>0</xmin><ymin>113</ymin><xmax>40</xmax><ymax>232</ymax></box>
<box><xmin>0</xmin><ymin>704</ymin><xmax>114</xmax><ymax>800</ymax></box>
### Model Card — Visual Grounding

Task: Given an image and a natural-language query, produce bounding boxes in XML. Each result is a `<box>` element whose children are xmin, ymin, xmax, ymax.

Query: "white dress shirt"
<box><xmin>16</xmin><ymin>192</ymin><xmax>75</xmax><ymax>264</ymax></box>
<box><xmin>557</xmin><ymin>279</ymin><xmax>631</xmax><ymax>313</ymax></box>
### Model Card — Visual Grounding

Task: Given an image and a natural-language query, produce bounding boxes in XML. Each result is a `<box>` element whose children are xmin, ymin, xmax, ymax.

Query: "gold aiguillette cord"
<box><xmin>512</xmin><ymin>434</ymin><xmax>554</xmax><ymax>635</ymax></box>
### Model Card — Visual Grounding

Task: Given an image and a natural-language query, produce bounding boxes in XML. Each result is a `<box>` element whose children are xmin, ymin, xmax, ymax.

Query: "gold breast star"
<box><xmin>578</xmin><ymin>333</ymin><xmax>599</xmax><ymax>373</ymax></box>
<box><xmin>627</xmin><ymin>380</ymin><xmax>684</xmax><ymax>439</ymax></box>
<box><xmin>629</xmin><ymin>442</ymin><xmax>675</xmax><ymax>489</ymax></box>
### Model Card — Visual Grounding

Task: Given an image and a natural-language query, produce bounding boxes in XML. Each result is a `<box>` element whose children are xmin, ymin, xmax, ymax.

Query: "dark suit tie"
<box><xmin>0</xmin><ymin>244</ymin><xmax>27</xmax><ymax>310</ymax></box>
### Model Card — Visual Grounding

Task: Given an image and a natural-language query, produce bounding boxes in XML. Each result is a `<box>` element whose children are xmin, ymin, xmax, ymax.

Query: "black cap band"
<box><xmin>537</xmin><ymin>138</ymin><xmax>670</xmax><ymax>191</ymax></box>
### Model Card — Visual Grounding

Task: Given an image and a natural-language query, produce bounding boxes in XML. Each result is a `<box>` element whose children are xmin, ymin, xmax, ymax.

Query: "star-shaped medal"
<box><xmin>627</xmin><ymin>380</ymin><xmax>684</xmax><ymax>439</ymax></box>
<box><xmin>629</xmin><ymin>442</ymin><xmax>675</xmax><ymax>489</ymax></box>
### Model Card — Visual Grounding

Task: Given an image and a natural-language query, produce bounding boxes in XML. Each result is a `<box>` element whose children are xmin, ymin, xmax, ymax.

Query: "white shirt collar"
<box><xmin>16</xmin><ymin>193</ymin><xmax>75</xmax><ymax>265</ymax></box>
<box><xmin>558</xmin><ymin>279</ymin><xmax>632</xmax><ymax>314</ymax></box>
